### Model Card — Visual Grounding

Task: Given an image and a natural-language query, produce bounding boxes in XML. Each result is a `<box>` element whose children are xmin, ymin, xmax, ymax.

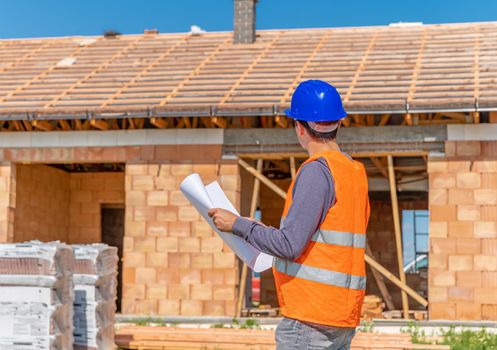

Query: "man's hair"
<box><xmin>296</xmin><ymin>120</ymin><xmax>339</xmax><ymax>141</ymax></box>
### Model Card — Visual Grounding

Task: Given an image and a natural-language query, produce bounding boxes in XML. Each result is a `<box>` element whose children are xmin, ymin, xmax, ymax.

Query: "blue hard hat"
<box><xmin>284</xmin><ymin>80</ymin><xmax>346</xmax><ymax>122</ymax></box>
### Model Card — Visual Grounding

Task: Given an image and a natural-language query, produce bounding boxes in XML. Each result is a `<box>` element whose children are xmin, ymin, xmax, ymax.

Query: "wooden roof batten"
<box><xmin>0</xmin><ymin>22</ymin><xmax>496</xmax><ymax>122</ymax></box>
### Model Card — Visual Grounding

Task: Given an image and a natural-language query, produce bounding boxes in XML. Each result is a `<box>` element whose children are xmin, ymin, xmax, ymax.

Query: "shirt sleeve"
<box><xmin>232</xmin><ymin>159</ymin><xmax>335</xmax><ymax>260</ymax></box>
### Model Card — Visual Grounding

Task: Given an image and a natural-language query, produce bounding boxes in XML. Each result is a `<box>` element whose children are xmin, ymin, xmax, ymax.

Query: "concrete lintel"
<box><xmin>447</xmin><ymin>124</ymin><xmax>497</xmax><ymax>141</ymax></box>
<box><xmin>224</xmin><ymin>125</ymin><xmax>447</xmax><ymax>155</ymax></box>
<box><xmin>0</xmin><ymin>129</ymin><xmax>224</xmax><ymax>148</ymax></box>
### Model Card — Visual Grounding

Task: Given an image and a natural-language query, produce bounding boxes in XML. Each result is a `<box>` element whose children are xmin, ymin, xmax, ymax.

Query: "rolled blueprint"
<box><xmin>180</xmin><ymin>173</ymin><xmax>273</xmax><ymax>272</ymax></box>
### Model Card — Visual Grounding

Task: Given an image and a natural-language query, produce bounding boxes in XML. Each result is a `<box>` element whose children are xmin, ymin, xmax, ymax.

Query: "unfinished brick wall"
<box><xmin>14</xmin><ymin>165</ymin><xmax>70</xmax><ymax>242</ymax></box>
<box><xmin>68</xmin><ymin>172</ymin><xmax>124</xmax><ymax>244</ymax></box>
<box><xmin>428</xmin><ymin>141</ymin><xmax>497</xmax><ymax>320</ymax></box>
<box><xmin>14</xmin><ymin>166</ymin><xmax>125</xmax><ymax>244</ymax></box>
<box><xmin>0</xmin><ymin>163</ymin><xmax>15</xmax><ymax>242</ymax></box>
<box><xmin>122</xmin><ymin>161</ymin><xmax>240</xmax><ymax>316</ymax></box>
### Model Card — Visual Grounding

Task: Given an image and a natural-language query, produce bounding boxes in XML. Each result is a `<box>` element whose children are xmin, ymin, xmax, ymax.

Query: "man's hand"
<box><xmin>208</xmin><ymin>208</ymin><xmax>238</xmax><ymax>232</ymax></box>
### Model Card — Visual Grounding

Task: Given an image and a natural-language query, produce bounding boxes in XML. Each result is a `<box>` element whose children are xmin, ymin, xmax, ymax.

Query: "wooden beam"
<box><xmin>379</xmin><ymin>114</ymin><xmax>391</xmax><ymax>126</ymax></box>
<box><xmin>211</xmin><ymin>117</ymin><xmax>227</xmax><ymax>129</ymax></box>
<box><xmin>12</xmin><ymin>121</ymin><xmax>23</xmax><ymax>131</ymax></box>
<box><xmin>236</xmin><ymin>159</ymin><xmax>263</xmax><ymax>318</ymax></box>
<box><xmin>289</xmin><ymin>157</ymin><xmax>296</xmax><ymax>180</ymax></box>
<box><xmin>366</xmin><ymin>244</ymin><xmax>395</xmax><ymax>311</ymax></box>
<box><xmin>59</xmin><ymin>119</ymin><xmax>71</xmax><ymax>131</ymax></box>
<box><xmin>370</xmin><ymin>157</ymin><xmax>388</xmax><ymax>178</ymax></box>
<box><xmin>90</xmin><ymin>119</ymin><xmax>110</xmax><ymax>130</ymax></box>
<box><xmin>21</xmin><ymin>120</ymin><xmax>33</xmax><ymax>131</ymax></box>
<box><xmin>150</xmin><ymin>117</ymin><xmax>168</xmax><ymax>129</ymax></box>
<box><xmin>405</xmin><ymin>114</ymin><xmax>413</xmax><ymax>126</ymax></box>
<box><xmin>31</xmin><ymin>120</ymin><xmax>54</xmax><ymax>131</ymax></box>
<box><xmin>474</xmin><ymin>111</ymin><xmax>480</xmax><ymax>124</ymax></box>
<box><xmin>387</xmin><ymin>155</ymin><xmax>410</xmax><ymax>318</ymax></box>
<box><xmin>365</xmin><ymin>254</ymin><xmax>428</xmax><ymax>307</ymax></box>
<box><xmin>274</xmin><ymin>116</ymin><xmax>288</xmax><ymax>128</ymax></box>
<box><xmin>238</xmin><ymin>158</ymin><xmax>287</xmax><ymax>199</ymax></box>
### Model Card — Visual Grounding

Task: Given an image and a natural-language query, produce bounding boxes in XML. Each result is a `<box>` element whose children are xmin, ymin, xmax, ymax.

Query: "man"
<box><xmin>208</xmin><ymin>80</ymin><xmax>370</xmax><ymax>350</ymax></box>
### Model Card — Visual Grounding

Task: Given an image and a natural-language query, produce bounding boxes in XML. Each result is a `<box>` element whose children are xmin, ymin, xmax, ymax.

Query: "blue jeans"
<box><xmin>275</xmin><ymin>317</ymin><xmax>356</xmax><ymax>350</ymax></box>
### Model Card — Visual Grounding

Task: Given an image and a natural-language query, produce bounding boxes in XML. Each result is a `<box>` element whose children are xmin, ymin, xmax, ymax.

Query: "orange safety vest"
<box><xmin>273</xmin><ymin>150</ymin><xmax>370</xmax><ymax>327</ymax></box>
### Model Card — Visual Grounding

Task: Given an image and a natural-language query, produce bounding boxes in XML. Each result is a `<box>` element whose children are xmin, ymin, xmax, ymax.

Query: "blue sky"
<box><xmin>0</xmin><ymin>0</ymin><xmax>496</xmax><ymax>39</ymax></box>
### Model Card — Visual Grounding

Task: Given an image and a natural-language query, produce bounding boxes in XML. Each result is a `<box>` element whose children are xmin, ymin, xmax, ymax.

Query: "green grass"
<box><xmin>402</xmin><ymin>322</ymin><xmax>497</xmax><ymax>350</ymax></box>
<box><xmin>439</xmin><ymin>327</ymin><xmax>497</xmax><ymax>350</ymax></box>
<box><xmin>210</xmin><ymin>318</ymin><xmax>261</xmax><ymax>330</ymax></box>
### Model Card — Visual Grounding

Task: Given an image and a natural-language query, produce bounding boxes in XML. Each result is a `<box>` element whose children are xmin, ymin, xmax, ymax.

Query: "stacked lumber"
<box><xmin>0</xmin><ymin>241</ymin><xmax>74</xmax><ymax>350</ymax></box>
<box><xmin>115</xmin><ymin>327</ymin><xmax>275</xmax><ymax>350</ymax></box>
<box><xmin>361</xmin><ymin>295</ymin><xmax>385</xmax><ymax>320</ymax></box>
<box><xmin>115</xmin><ymin>326</ymin><xmax>450</xmax><ymax>350</ymax></box>
<box><xmin>73</xmin><ymin>244</ymin><xmax>118</xmax><ymax>350</ymax></box>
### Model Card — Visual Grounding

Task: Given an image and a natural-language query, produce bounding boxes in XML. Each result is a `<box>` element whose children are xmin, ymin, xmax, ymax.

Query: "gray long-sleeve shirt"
<box><xmin>232</xmin><ymin>158</ymin><xmax>336</xmax><ymax>260</ymax></box>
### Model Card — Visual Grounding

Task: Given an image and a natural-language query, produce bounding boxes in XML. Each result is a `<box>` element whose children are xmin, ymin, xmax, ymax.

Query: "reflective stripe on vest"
<box><xmin>311</xmin><ymin>229</ymin><xmax>366</xmax><ymax>249</ymax></box>
<box><xmin>274</xmin><ymin>258</ymin><xmax>366</xmax><ymax>291</ymax></box>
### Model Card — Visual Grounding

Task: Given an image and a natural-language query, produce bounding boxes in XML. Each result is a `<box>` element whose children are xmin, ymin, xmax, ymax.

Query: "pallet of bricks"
<box><xmin>0</xmin><ymin>241</ymin><xmax>74</xmax><ymax>349</ymax></box>
<box><xmin>73</xmin><ymin>244</ymin><xmax>118</xmax><ymax>350</ymax></box>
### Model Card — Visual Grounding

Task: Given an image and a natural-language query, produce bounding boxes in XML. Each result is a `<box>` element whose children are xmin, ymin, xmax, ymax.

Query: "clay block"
<box><xmin>457</xmin><ymin>205</ymin><xmax>480</xmax><ymax>221</ymax></box>
<box><xmin>474</xmin><ymin>255</ymin><xmax>497</xmax><ymax>271</ymax></box>
<box><xmin>158</xmin><ymin>299</ymin><xmax>180</xmax><ymax>315</ymax></box>
<box><xmin>190</xmin><ymin>284</ymin><xmax>213</xmax><ymax>300</ymax></box>
<box><xmin>456</xmin><ymin>302</ymin><xmax>481</xmax><ymax>320</ymax></box>
<box><xmin>431</xmin><ymin>270</ymin><xmax>456</xmax><ymax>287</ymax></box>
<box><xmin>135</xmin><ymin>267</ymin><xmax>157</xmax><ymax>284</ymax></box>
<box><xmin>448</xmin><ymin>221</ymin><xmax>473</xmax><ymax>238</ymax></box>
<box><xmin>430</xmin><ymin>205</ymin><xmax>457</xmax><ymax>222</ymax></box>
<box><xmin>456</xmin><ymin>172</ymin><xmax>481</xmax><ymax>189</ymax></box>
<box><xmin>474</xmin><ymin>221</ymin><xmax>497</xmax><ymax>238</ymax></box>
<box><xmin>448</xmin><ymin>255</ymin><xmax>473</xmax><ymax>272</ymax></box>
<box><xmin>456</xmin><ymin>271</ymin><xmax>482</xmax><ymax>288</ymax></box>
<box><xmin>448</xmin><ymin>189</ymin><xmax>474</xmax><ymax>205</ymax></box>
<box><xmin>430</xmin><ymin>173</ymin><xmax>456</xmax><ymax>189</ymax></box>
<box><xmin>180</xmin><ymin>300</ymin><xmax>203</xmax><ymax>316</ymax></box>
<box><xmin>147</xmin><ymin>191</ymin><xmax>168</xmax><ymax>206</ymax></box>
<box><xmin>178</xmin><ymin>238</ymin><xmax>200</xmax><ymax>253</ymax></box>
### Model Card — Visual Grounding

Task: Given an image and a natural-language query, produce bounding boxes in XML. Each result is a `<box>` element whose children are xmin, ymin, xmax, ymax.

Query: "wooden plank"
<box><xmin>236</xmin><ymin>159</ymin><xmax>263</xmax><ymax>318</ymax></box>
<box><xmin>343</xmin><ymin>31</ymin><xmax>380</xmax><ymax>103</ymax></box>
<box><xmin>289</xmin><ymin>156</ymin><xmax>296</xmax><ymax>180</ymax></box>
<box><xmin>41</xmin><ymin>36</ymin><xmax>144</xmax><ymax>109</ymax></box>
<box><xmin>238</xmin><ymin>158</ymin><xmax>287</xmax><ymax>199</ymax></box>
<box><xmin>366</xmin><ymin>244</ymin><xmax>395</xmax><ymax>311</ymax></box>
<box><xmin>219</xmin><ymin>32</ymin><xmax>283</xmax><ymax>105</ymax></box>
<box><xmin>159</xmin><ymin>36</ymin><xmax>231</xmax><ymax>106</ymax></box>
<box><xmin>31</xmin><ymin>120</ymin><xmax>54</xmax><ymax>131</ymax></box>
<box><xmin>99</xmin><ymin>34</ymin><xmax>191</xmax><ymax>108</ymax></box>
<box><xmin>279</xmin><ymin>31</ymin><xmax>331</xmax><ymax>104</ymax></box>
<box><xmin>370</xmin><ymin>157</ymin><xmax>388</xmax><ymax>178</ymax></box>
<box><xmin>387</xmin><ymin>155</ymin><xmax>410</xmax><ymax>318</ymax></box>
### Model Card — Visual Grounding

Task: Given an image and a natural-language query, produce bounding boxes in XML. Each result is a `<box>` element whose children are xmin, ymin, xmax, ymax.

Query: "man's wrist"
<box><xmin>232</xmin><ymin>216</ymin><xmax>252</xmax><ymax>238</ymax></box>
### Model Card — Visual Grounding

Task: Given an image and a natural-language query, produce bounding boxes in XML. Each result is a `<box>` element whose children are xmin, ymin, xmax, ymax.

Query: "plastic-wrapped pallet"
<box><xmin>73</xmin><ymin>244</ymin><xmax>118</xmax><ymax>350</ymax></box>
<box><xmin>0</xmin><ymin>241</ymin><xmax>74</xmax><ymax>350</ymax></box>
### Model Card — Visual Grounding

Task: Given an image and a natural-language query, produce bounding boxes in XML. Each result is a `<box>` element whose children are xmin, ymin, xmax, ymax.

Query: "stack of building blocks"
<box><xmin>73</xmin><ymin>244</ymin><xmax>118</xmax><ymax>350</ymax></box>
<box><xmin>0</xmin><ymin>241</ymin><xmax>74</xmax><ymax>349</ymax></box>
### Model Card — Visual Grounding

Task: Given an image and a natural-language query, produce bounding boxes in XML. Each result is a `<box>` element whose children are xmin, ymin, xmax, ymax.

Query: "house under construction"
<box><xmin>0</xmin><ymin>0</ymin><xmax>496</xmax><ymax>321</ymax></box>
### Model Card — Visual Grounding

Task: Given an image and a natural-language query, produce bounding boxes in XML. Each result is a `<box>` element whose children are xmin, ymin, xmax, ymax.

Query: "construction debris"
<box><xmin>0</xmin><ymin>242</ymin><xmax>74</xmax><ymax>350</ymax></box>
<box><xmin>73</xmin><ymin>244</ymin><xmax>118</xmax><ymax>350</ymax></box>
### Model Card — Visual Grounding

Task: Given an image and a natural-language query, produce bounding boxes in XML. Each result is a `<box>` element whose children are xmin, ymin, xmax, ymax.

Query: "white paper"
<box><xmin>180</xmin><ymin>174</ymin><xmax>273</xmax><ymax>272</ymax></box>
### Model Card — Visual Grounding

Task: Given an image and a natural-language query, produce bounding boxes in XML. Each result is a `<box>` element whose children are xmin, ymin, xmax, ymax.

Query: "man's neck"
<box><xmin>307</xmin><ymin>140</ymin><xmax>341</xmax><ymax>157</ymax></box>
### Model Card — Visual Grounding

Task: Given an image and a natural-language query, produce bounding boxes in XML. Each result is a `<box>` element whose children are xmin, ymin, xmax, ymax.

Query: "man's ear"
<box><xmin>296</xmin><ymin>121</ymin><xmax>305</xmax><ymax>136</ymax></box>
